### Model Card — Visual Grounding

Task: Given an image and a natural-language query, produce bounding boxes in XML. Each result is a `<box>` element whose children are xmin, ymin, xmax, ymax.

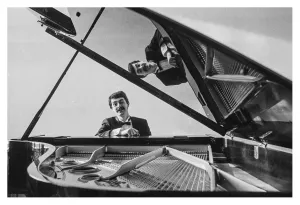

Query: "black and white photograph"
<box><xmin>6</xmin><ymin>5</ymin><xmax>294</xmax><ymax>198</ymax></box>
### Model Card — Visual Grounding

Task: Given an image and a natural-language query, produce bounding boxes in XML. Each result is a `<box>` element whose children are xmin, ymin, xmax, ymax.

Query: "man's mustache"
<box><xmin>116</xmin><ymin>107</ymin><xmax>125</xmax><ymax>112</ymax></box>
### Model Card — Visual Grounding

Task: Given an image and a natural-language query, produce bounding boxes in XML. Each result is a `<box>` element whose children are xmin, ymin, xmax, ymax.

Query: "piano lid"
<box><xmin>130</xmin><ymin>8</ymin><xmax>292</xmax><ymax>148</ymax></box>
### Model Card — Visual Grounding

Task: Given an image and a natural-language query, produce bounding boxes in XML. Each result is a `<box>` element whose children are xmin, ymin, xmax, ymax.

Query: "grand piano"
<box><xmin>7</xmin><ymin>7</ymin><xmax>292</xmax><ymax>197</ymax></box>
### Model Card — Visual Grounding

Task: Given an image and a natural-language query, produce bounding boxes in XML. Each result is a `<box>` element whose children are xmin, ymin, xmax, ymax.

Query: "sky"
<box><xmin>7</xmin><ymin>7</ymin><xmax>292</xmax><ymax>139</ymax></box>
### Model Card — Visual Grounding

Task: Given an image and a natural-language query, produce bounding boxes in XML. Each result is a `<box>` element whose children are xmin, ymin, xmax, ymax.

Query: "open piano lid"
<box><xmin>130</xmin><ymin>8</ymin><xmax>292</xmax><ymax>149</ymax></box>
<box><xmin>28</xmin><ymin>7</ymin><xmax>292</xmax><ymax>149</ymax></box>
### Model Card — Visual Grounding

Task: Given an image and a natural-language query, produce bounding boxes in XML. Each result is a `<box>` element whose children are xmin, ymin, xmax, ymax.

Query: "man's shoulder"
<box><xmin>131</xmin><ymin>116</ymin><xmax>148</xmax><ymax>122</ymax></box>
<box><xmin>102</xmin><ymin>117</ymin><xmax>116</xmax><ymax>123</ymax></box>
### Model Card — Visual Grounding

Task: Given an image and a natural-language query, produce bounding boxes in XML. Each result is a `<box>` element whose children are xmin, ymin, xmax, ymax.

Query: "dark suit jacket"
<box><xmin>95</xmin><ymin>116</ymin><xmax>151</xmax><ymax>138</ymax></box>
<box><xmin>145</xmin><ymin>29</ymin><xmax>187</xmax><ymax>86</ymax></box>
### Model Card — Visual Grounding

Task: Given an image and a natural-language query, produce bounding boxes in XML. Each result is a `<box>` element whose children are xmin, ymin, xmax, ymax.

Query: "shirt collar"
<box><xmin>115</xmin><ymin>115</ymin><xmax>131</xmax><ymax>123</ymax></box>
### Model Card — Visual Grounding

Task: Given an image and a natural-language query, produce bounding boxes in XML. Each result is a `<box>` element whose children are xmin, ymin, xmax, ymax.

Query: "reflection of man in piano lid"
<box><xmin>95</xmin><ymin>91</ymin><xmax>151</xmax><ymax>138</ymax></box>
<box><xmin>128</xmin><ymin>29</ymin><xmax>187</xmax><ymax>86</ymax></box>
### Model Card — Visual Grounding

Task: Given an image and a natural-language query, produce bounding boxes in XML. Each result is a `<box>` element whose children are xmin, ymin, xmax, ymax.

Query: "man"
<box><xmin>128</xmin><ymin>29</ymin><xmax>187</xmax><ymax>86</ymax></box>
<box><xmin>95</xmin><ymin>91</ymin><xmax>151</xmax><ymax>138</ymax></box>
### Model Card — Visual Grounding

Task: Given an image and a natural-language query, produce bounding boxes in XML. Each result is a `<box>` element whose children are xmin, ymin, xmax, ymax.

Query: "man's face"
<box><xmin>132</xmin><ymin>61</ymin><xmax>157</xmax><ymax>77</ymax></box>
<box><xmin>111</xmin><ymin>97</ymin><xmax>129</xmax><ymax>117</ymax></box>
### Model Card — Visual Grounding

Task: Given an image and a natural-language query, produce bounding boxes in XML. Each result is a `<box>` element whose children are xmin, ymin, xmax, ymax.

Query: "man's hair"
<box><xmin>128</xmin><ymin>60</ymin><xmax>146</xmax><ymax>78</ymax></box>
<box><xmin>108</xmin><ymin>91</ymin><xmax>129</xmax><ymax>109</ymax></box>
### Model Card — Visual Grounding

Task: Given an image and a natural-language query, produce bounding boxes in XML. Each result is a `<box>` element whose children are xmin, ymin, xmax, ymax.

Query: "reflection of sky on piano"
<box><xmin>7</xmin><ymin>7</ymin><xmax>292</xmax><ymax>139</ymax></box>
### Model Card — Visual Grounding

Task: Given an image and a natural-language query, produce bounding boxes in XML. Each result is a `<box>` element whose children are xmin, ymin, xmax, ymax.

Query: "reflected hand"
<box><xmin>167</xmin><ymin>56</ymin><xmax>177</xmax><ymax>67</ymax></box>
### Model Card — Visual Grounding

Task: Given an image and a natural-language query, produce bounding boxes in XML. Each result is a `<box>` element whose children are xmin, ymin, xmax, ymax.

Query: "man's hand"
<box><xmin>120</xmin><ymin>127</ymin><xmax>140</xmax><ymax>138</ymax></box>
<box><xmin>110</xmin><ymin>126</ymin><xmax>140</xmax><ymax>138</ymax></box>
<box><xmin>110</xmin><ymin>128</ymin><xmax>122</xmax><ymax>137</ymax></box>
